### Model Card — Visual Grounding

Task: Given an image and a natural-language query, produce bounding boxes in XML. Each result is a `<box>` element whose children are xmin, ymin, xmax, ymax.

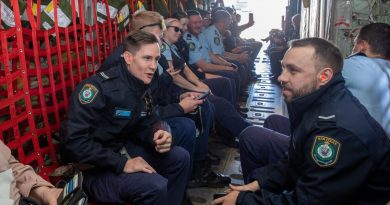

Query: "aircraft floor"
<box><xmin>187</xmin><ymin>50</ymin><xmax>285</xmax><ymax>204</ymax></box>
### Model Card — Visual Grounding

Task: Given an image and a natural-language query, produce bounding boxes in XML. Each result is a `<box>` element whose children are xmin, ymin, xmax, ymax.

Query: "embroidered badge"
<box><xmin>189</xmin><ymin>42</ymin><xmax>196</xmax><ymax>51</ymax></box>
<box><xmin>214</xmin><ymin>37</ymin><xmax>220</xmax><ymax>45</ymax></box>
<box><xmin>311</xmin><ymin>136</ymin><xmax>341</xmax><ymax>167</ymax></box>
<box><xmin>161</xmin><ymin>43</ymin><xmax>166</xmax><ymax>53</ymax></box>
<box><xmin>78</xmin><ymin>83</ymin><xmax>99</xmax><ymax>104</ymax></box>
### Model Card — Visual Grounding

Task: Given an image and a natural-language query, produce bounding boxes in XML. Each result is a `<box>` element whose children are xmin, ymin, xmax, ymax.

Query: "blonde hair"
<box><xmin>164</xmin><ymin>18</ymin><xmax>180</xmax><ymax>27</ymax></box>
<box><xmin>132</xmin><ymin>11</ymin><xmax>164</xmax><ymax>30</ymax></box>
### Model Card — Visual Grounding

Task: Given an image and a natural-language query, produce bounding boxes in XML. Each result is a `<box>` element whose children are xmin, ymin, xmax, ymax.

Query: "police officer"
<box><xmin>203</xmin><ymin>9</ymin><xmax>251</xmax><ymax>90</ymax></box>
<box><xmin>161</xmin><ymin>18</ymin><xmax>238</xmax><ymax>188</ymax></box>
<box><xmin>185</xmin><ymin>10</ymin><xmax>240</xmax><ymax>100</ymax></box>
<box><xmin>173</xmin><ymin>12</ymin><xmax>237</xmax><ymax>104</ymax></box>
<box><xmin>98</xmin><ymin>11</ymin><xmax>199</xmax><ymax>182</ymax></box>
<box><xmin>212</xmin><ymin>38</ymin><xmax>390</xmax><ymax>205</ymax></box>
<box><xmin>60</xmin><ymin>31</ymin><xmax>190</xmax><ymax>205</ymax></box>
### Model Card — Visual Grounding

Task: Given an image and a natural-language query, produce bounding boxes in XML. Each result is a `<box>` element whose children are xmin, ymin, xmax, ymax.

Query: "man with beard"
<box><xmin>212</xmin><ymin>38</ymin><xmax>390</xmax><ymax>205</ymax></box>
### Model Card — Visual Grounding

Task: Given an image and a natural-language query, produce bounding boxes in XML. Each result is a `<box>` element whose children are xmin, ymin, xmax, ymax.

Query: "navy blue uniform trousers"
<box><xmin>83</xmin><ymin>143</ymin><xmax>190</xmax><ymax>205</ymax></box>
<box><xmin>239</xmin><ymin>115</ymin><xmax>290</xmax><ymax>183</ymax></box>
<box><xmin>209</xmin><ymin>95</ymin><xmax>250</xmax><ymax>137</ymax></box>
<box><xmin>203</xmin><ymin>77</ymin><xmax>236</xmax><ymax>104</ymax></box>
<box><xmin>209</xmin><ymin>70</ymin><xmax>240</xmax><ymax>99</ymax></box>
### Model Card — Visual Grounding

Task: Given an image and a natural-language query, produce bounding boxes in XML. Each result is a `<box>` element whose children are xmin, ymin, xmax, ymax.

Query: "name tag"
<box><xmin>114</xmin><ymin>108</ymin><xmax>132</xmax><ymax>119</ymax></box>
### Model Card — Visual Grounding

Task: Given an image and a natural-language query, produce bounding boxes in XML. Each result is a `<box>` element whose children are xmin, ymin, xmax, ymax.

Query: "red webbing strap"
<box><xmin>113</xmin><ymin>19</ymin><xmax>118</xmax><ymax>47</ymax></box>
<box><xmin>24</xmin><ymin>26</ymin><xmax>57</xmax><ymax>174</ymax></box>
<box><xmin>63</xmin><ymin>26</ymin><xmax>76</xmax><ymax>91</ymax></box>
<box><xmin>92</xmin><ymin>0</ymin><xmax>102</xmax><ymax>65</ymax></box>
<box><xmin>101</xmin><ymin>18</ymin><xmax>108</xmax><ymax>58</ymax></box>
<box><xmin>36</xmin><ymin>0</ymin><xmax>42</xmax><ymax>28</ymax></box>
<box><xmin>0</xmin><ymin>28</ymin><xmax>22</xmax><ymax>153</ymax></box>
<box><xmin>104</xmin><ymin>0</ymin><xmax>113</xmax><ymax>52</ymax></box>
<box><xmin>11</xmin><ymin>0</ymin><xmax>47</xmax><ymax>177</ymax></box>
<box><xmin>25</xmin><ymin>0</ymin><xmax>58</xmax><ymax>177</ymax></box>
<box><xmin>43</xmin><ymin>28</ymin><xmax>61</xmax><ymax>135</ymax></box>
<box><xmin>82</xmin><ymin>2</ymin><xmax>96</xmax><ymax>69</ymax></box>
<box><xmin>150</xmin><ymin>0</ymin><xmax>154</xmax><ymax>11</ymax></box>
<box><xmin>130</xmin><ymin>0</ymin><xmax>135</xmax><ymax>13</ymax></box>
<box><xmin>86</xmin><ymin>25</ymin><xmax>96</xmax><ymax>71</ymax></box>
<box><xmin>69</xmin><ymin>3</ymin><xmax>82</xmax><ymax>84</ymax></box>
<box><xmin>52</xmin><ymin>0</ymin><xmax>69</xmax><ymax>115</ymax></box>
<box><xmin>65</xmin><ymin>0</ymin><xmax>81</xmax><ymax>86</ymax></box>
<box><xmin>77</xmin><ymin>0</ymin><xmax>92</xmax><ymax>77</ymax></box>
<box><xmin>13</xmin><ymin>0</ymin><xmax>40</xmax><ymax>166</ymax></box>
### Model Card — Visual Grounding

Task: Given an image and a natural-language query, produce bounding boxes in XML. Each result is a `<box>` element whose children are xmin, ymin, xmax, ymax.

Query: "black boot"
<box><xmin>181</xmin><ymin>193</ymin><xmax>193</xmax><ymax>205</ymax></box>
<box><xmin>188</xmin><ymin>161</ymin><xmax>231</xmax><ymax>188</ymax></box>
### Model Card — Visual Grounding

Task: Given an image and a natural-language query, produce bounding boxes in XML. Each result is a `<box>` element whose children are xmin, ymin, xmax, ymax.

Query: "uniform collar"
<box><xmin>119</xmin><ymin>59</ymin><xmax>149</xmax><ymax>94</ymax></box>
<box><xmin>286</xmin><ymin>73</ymin><xmax>345</xmax><ymax>128</ymax></box>
<box><xmin>185</xmin><ymin>31</ymin><xmax>199</xmax><ymax>39</ymax></box>
<box><xmin>347</xmin><ymin>52</ymin><xmax>367</xmax><ymax>58</ymax></box>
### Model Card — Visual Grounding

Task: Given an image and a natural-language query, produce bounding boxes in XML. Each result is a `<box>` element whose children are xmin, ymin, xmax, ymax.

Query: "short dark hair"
<box><xmin>172</xmin><ymin>11</ymin><xmax>188</xmax><ymax>20</ymax></box>
<box><xmin>212</xmin><ymin>10</ymin><xmax>231</xmax><ymax>23</ymax></box>
<box><xmin>123</xmin><ymin>30</ymin><xmax>159</xmax><ymax>54</ymax></box>
<box><xmin>357</xmin><ymin>23</ymin><xmax>390</xmax><ymax>58</ymax></box>
<box><xmin>186</xmin><ymin>10</ymin><xmax>201</xmax><ymax>18</ymax></box>
<box><xmin>289</xmin><ymin>38</ymin><xmax>344</xmax><ymax>74</ymax></box>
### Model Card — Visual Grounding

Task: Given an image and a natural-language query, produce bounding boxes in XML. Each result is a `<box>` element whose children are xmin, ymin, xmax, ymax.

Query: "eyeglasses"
<box><xmin>167</xmin><ymin>26</ymin><xmax>183</xmax><ymax>33</ymax></box>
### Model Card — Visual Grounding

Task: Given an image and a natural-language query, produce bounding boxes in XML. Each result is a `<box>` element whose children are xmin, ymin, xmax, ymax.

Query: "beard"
<box><xmin>283</xmin><ymin>78</ymin><xmax>318</xmax><ymax>103</ymax></box>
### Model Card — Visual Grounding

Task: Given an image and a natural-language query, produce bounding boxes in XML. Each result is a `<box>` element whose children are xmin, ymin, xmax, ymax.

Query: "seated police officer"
<box><xmin>238</xmin><ymin>23</ymin><xmax>390</xmax><ymax>175</ymax></box>
<box><xmin>213</xmin><ymin>38</ymin><xmax>390</xmax><ymax>205</ymax></box>
<box><xmin>343</xmin><ymin>22</ymin><xmax>390</xmax><ymax>134</ymax></box>
<box><xmin>60</xmin><ymin>30</ymin><xmax>190</xmax><ymax>205</ymax></box>
<box><xmin>161</xmin><ymin>18</ymin><xmax>234</xmax><ymax>188</ymax></box>
<box><xmin>98</xmin><ymin>11</ymin><xmax>199</xmax><ymax>190</ymax></box>
<box><xmin>185</xmin><ymin>10</ymin><xmax>241</xmax><ymax>99</ymax></box>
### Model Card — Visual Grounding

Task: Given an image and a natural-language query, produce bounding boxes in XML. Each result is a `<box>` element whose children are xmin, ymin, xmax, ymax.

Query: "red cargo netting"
<box><xmin>1</xmin><ymin>0</ymin><xmax>131</xmax><ymax>180</ymax></box>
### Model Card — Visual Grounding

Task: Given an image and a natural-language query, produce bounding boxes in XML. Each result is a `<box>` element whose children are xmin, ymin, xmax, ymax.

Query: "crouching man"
<box><xmin>60</xmin><ymin>30</ymin><xmax>190</xmax><ymax>205</ymax></box>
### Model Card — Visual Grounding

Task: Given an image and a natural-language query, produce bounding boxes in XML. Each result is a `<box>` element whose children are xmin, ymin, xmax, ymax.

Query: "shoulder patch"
<box><xmin>311</xmin><ymin>136</ymin><xmax>341</xmax><ymax>167</ymax></box>
<box><xmin>188</xmin><ymin>42</ymin><xmax>196</xmax><ymax>51</ymax></box>
<box><xmin>214</xmin><ymin>37</ymin><xmax>220</xmax><ymax>45</ymax></box>
<box><xmin>79</xmin><ymin>83</ymin><xmax>99</xmax><ymax>104</ymax></box>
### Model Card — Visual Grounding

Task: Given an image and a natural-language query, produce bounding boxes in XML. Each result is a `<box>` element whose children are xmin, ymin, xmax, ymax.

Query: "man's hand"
<box><xmin>197</xmin><ymin>83</ymin><xmax>210</xmax><ymax>93</ymax></box>
<box><xmin>211</xmin><ymin>181</ymin><xmax>260</xmax><ymax>205</ymax></box>
<box><xmin>211</xmin><ymin>190</ymin><xmax>239</xmax><ymax>205</ymax></box>
<box><xmin>179</xmin><ymin>92</ymin><xmax>204</xmax><ymax>113</ymax></box>
<box><xmin>224</xmin><ymin>65</ymin><xmax>237</xmax><ymax>72</ymax></box>
<box><xmin>229</xmin><ymin>181</ymin><xmax>260</xmax><ymax>192</ymax></box>
<box><xmin>123</xmin><ymin>157</ymin><xmax>156</xmax><ymax>174</ymax></box>
<box><xmin>29</xmin><ymin>186</ymin><xmax>62</xmax><ymax>205</ymax></box>
<box><xmin>231</xmin><ymin>47</ymin><xmax>245</xmax><ymax>54</ymax></box>
<box><xmin>153</xmin><ymin>129</ymin><xmax>172</xmax><ymax>153</ymax></box>
<box><xmin>238</xmin><ymin>52</ymin><xmax>250</xmax><ymax>64</ymax></box>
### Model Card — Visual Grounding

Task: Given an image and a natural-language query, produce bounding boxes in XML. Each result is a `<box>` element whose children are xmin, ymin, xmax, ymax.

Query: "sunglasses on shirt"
<box><xmin>167</xmin><ymin>26</ymin><xmax>183</xmax><ymax>33</ymax></box>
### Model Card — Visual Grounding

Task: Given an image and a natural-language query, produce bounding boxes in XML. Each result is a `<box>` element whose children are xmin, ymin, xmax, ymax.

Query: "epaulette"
<box><xmin>98</xmin><ymin>69</ymin><xmax>118</xmax><ymax>81</ymax></box>
<box><xmin>186</xmin><ymin>33</ymin><xmax>192</xmax><ymax>41</ymax></box>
